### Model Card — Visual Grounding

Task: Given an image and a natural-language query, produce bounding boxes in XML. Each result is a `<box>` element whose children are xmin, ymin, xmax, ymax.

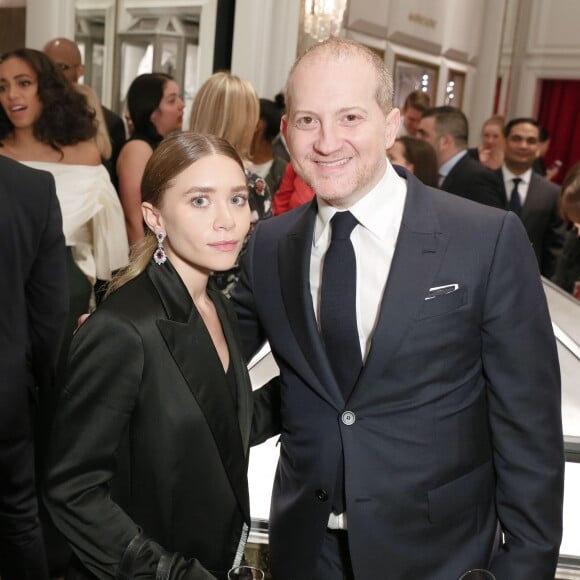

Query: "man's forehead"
<box><xmin>509</xmin><ymin>122</ymin><xmax>538</xmax><ymax>136</ymax></box>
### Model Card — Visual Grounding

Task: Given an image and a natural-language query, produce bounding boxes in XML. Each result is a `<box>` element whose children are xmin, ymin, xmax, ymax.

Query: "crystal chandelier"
<box><xmin>303</xmin><ymin>0</ymin><xmax>348</xmax><ymax>42</ymax></box>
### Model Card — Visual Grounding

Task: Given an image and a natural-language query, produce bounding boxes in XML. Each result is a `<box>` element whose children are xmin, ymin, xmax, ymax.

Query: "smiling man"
<box><xmin>496</xmin><ymin>117</ymin><xmax>565</xmax><ymax>277</ymax></box>
<box><xmin>231</xmin><ymin>38</ymin><xmax>563</xmax><ymax>580</ymax></box>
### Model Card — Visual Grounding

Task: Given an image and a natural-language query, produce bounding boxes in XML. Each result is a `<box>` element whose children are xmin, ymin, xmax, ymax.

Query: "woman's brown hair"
<box><xmin>106</xmin><ymin>131</ymin><xmax>245</xmax><ymax>296</ymax></box>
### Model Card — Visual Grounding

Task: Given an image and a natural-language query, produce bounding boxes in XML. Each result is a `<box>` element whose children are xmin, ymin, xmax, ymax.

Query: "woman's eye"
<box><xmin>231</xmin><ymin>194</ymin><xmax>248</xmax><ymax>206</ymax></box>
<box><xmin>192</xmin><ymin>196</ymin><xmax>209</xmax><ymax>208</ymax></box>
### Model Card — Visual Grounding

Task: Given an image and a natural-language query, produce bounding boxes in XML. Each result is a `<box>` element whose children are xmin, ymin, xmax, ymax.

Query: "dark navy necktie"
<box><xmin>320</xmin><ymin>211</ymin><xmax>363</xmax><ymax>515</ymax></box>
<box><xmin>509</xmin><ymin>177</ymin><xmax>522</xmax><ymax>215</ymax></box>
<box><xmin>320</xmin><ymin>211</ymin><xmax>363</xmax><ymax>400</ymax></box>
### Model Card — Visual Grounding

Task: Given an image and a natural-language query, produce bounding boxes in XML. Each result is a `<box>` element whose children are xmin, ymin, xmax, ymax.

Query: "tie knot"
<box><xmin>331</xmin><ymin>211</ymin><xmax>358</xmax><ymax>240</ymax></box>
<box><xmin>513</xmin><ymin>177</ymin><xmax>522</xmax><ymax>187</ymax></box>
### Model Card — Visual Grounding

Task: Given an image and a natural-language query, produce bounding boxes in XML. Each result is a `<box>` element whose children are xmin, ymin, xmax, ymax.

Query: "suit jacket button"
<box><xmin>315</xmin><ymin>489</ymin><xmax>328</xmax><ymax>502</ymax></box>
<box><xmin>341</xmin><ymin>411</ymin><xmax>356</xmax><ymax>425</ymax></box>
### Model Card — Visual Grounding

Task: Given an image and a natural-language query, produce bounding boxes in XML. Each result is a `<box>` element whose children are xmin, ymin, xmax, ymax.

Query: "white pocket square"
<box><xmin>425</xmin><ymin>284</ymin><xmax>459</xmax><ymax>300</ymax></box>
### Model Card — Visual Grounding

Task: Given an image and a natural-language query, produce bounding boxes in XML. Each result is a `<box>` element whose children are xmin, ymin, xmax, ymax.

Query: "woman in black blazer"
<box><xmin>44</xmin><ymin>132</ymin><xmax>278</xmax><ymax>579</ymax></box>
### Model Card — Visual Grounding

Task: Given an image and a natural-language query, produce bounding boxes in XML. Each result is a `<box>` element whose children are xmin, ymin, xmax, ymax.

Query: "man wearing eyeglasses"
<box><xmin>43</xmin><ymin>38</ymin><xmax>84</xmax><ymax>83</ymax></box>
<box><xmin>496</xmin><ymin>118</ymin><xmax>565</xmax><ymax>278</ymax></box>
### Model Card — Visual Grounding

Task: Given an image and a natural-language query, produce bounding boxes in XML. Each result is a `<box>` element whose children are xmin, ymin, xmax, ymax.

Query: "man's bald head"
<box><xmin>43</xmin><ymin>37</ymin><xmax>84</xmax><ymax>83</ymax></box>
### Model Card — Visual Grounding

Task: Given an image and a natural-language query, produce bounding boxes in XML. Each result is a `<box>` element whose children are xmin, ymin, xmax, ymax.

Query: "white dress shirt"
<box><xmin>501</xmin><ymin>166</ymin><xmax>533</xmax><ymax>207</ymax></box>
<box><xmin>310</xmin><ymin>161</ymin><xmax>408</xmax><ymax>361</ymax></box>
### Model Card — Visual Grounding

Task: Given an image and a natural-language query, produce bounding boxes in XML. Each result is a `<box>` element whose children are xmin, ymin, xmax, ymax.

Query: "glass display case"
<box><xmin>542</xmin><ymin>279</ymin><xmax>580</xmax><ymax>574</ymax></box>
<box><xmin>75</xmin><ymin>13</ymin><xmax>106</xmax><ymax>100</ymax></box>
<box><xmin>393</xmin><ymin>55</ymin><xmax>438</xmax><ymax>109</ymax></box>
<box><xmin>115</xmin><ymin>12</ymin><xmax>199</xmax><ymax>118</ymax></box>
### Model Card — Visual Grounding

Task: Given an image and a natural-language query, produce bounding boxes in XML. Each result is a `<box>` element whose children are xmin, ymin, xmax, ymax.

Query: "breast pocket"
<box><xmin>416</xmin><ymin>286</ymin><xmax>467</xmax><ymax>319</ymax></box>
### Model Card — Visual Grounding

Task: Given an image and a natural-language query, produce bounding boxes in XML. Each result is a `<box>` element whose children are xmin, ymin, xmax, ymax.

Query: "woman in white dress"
<box><xmin>0</xmin><ymin>48</ymin><xmax>128</xmax><ymax>330</ymax></box>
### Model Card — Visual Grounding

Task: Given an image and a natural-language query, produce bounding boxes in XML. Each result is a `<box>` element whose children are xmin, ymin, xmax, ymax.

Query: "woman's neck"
<box><xmin>2</xmin><ymin>128</ymin><xmax>59</xmax><ymax>161</ymax></box>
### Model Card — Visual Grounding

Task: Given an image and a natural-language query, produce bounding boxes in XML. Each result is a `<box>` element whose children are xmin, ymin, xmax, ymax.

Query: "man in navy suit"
<box><xmin>496</xmin><ymin>117</ymin><xmax>565</xmax><ymax>278</ymax></box>
<box><xmin>0</xmin><ymin>156</ymin><xmax>67</xmax><ymax>579</ymax></box>
<box><xmin>232</xmin><ymin>38</ymin><xmax>563</xmax><ymax>579</ymax></box>
<box><xmin>418</xmin><ymin>105</ymin><xmax>505</xmax><ymax>209</ymax></box>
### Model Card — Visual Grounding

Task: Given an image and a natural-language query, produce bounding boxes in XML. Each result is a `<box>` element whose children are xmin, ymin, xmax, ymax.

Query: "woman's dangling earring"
<box><xmin>154</xmin><ymin>231</ymin><xmax>167</xmax><ymax>265</ymax></box>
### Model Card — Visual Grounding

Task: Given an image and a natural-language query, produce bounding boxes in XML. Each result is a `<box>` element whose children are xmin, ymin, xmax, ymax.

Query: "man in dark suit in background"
<box><xmin>497</xmin><ymin>117</ymin><xmax>565</xmax><ymax>278</ymax></box>
<box><xmin>232</xmin><ymin>38</ymin><xmax>563</xmax><ymax>579</ymax></box>
<box><xmin>418</xmin><ymin>105</ymin><xmax>505</xmax><ymax>208</ymax></box>
<box><xmin>0</xmin><ymin>156</ymin><xmax>68</xmax><ymax>579</ymax></box>
<box><xmin>43</xmin><ymin>37</ymin><xmax>126</xmax><ymax>190</ymax></box>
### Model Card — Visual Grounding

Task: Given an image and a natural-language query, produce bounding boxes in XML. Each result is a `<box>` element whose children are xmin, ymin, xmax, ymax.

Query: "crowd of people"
<box><xmin>0</xmin><ymin>33</ymin><xmax>576</xmax><ymax>580</ymax></box>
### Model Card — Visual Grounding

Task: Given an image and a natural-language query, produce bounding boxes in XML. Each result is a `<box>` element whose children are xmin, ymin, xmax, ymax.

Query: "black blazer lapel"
<box><xmin>278</xmin><ymin>201</ymin><xmax>343</xmax><ymax>407</ymax></box>
<box><xmin>360</xmin><ymin>171</ymin><xmax>448</xmax><ymax>384</ymax></box>
<box><xmin>148</xmin><ymin>262</ymin><xmax>250</xmax><ymax>522</ymax></box>
<box><xmin>210</xmin><ymin>286</ymin><xmax>253</xmax><ymax>454</ymax></box>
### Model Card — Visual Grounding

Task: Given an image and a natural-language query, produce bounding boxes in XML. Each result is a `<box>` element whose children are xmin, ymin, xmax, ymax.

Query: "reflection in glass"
<box><xmin>393</xmin><ymin>56</ymin><xmax>439</xmax><ymax>109</ymax></box>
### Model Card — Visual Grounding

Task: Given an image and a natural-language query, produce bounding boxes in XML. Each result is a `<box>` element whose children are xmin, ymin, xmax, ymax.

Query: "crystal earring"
<box><xmin>154</xmin><ymin>231</ymin><xmax>167</xmax><ymax>265</ymax></box>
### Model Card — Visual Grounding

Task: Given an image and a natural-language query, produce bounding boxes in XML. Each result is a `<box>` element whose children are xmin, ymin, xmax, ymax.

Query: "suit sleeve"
<box><xmin>251</xmin><ymin>377</ymin><xmax>281</xmax><ymax>446</ymax></box>
<box><xmin>481</xmin><ymin>212</ymin><xmax>564</xmax><ymax>579</ymax></box>
<box><xmin>44</xmin><ymin>310</ymin><xmax>216</xmax><ymax>579</ymax></box>
<box><xmin>540</xmin><ymin>192</ymin><xmax>565</xmax><ymax>279</ymax></box>
<box><xmin>475</xmin><ymin>168</ymin><xmax>506</xmax><ymax>209</ymax></box>
<box><xmin>26</xmin><ymin>172</ymin><xmax>68</xmax><ymax>395</ymax></box>
<box><xmin>230</xmin><ymin>226</ymin><xmax>268</xmax><ymax>362</ymax></box>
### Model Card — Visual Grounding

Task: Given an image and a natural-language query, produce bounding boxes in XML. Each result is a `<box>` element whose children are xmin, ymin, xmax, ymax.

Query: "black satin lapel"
<box><xmin>278</xmin><ymin>203</ymin><xmax>343</xmax><ymax>406</ymax></box>
<box><xmin>211</xmin><ymin>291</ymin><xmax>252</xmax><ymax>454</ymax></box>
<box><xmin>157</xmin><ymin>313</ymin><xmax>250</xmax><ymax>521</ymax></box>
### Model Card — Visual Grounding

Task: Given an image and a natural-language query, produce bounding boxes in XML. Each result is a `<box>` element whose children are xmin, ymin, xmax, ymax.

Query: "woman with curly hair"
<box><xmin>189</xmin><ymin>72</ymin><xmax>272</xmax><ymax>295</ymax></box>
<box><xmin>0</xmin><ymin>47</ymin><xmax>128</xmax><ymax>382</ymax></box>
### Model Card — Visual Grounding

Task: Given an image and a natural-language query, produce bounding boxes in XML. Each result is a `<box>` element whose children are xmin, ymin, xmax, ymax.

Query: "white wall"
<box><xmin>231</xmin><ymin>0</ymin><xmax>300</xmax><ymax>100</ymax></box>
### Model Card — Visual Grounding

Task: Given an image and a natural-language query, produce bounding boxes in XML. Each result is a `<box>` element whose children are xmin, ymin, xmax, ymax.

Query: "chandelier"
<box><xmin>303</xmin><ymin>0</ymin><xmax>348</xmax><ymax>42</ymax></box>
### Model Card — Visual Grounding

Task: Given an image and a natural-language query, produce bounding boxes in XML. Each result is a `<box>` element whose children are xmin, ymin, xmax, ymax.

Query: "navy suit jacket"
<box><xmin>441</xmin><ymin>152</ymin><xmax>505</xmax><ymax>209</ymax></box>
<box><xmin>232</xmin><ymin>167</ymin><xmax>564</xmax><ymax>580</ymax></box>
<box><xmin>496</xmin><ymin>168</ymin><xmax>565</xmax><ymax>278</ymax></box>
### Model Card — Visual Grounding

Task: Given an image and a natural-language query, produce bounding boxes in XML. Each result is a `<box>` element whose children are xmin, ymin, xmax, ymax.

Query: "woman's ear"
<box><xmin>142</xmin><ymin>202</ymin><xmax>163</xmax><ymax>234</ymax></box>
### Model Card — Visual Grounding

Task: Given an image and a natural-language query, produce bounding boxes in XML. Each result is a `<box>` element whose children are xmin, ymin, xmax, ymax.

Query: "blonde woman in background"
<box><xmin>189</xmin><ymin>72</ymin><xmax>272</xmax><ymax>295</ymax></box>
<box><xmin>467</xmin><ymin>114</ymin><xmax>505</xmax><ymax>170</ymax></box>
<box><xmin>75</xmin><ymin>83</ymin><xmax>112</xmax><ymax>162</ymax></box>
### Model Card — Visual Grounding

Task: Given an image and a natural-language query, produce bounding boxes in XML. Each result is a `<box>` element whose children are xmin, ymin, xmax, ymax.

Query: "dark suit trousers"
<box><xmin>313</xmin><ymin>530</ymin><xmax>355</xmax><ymax>580</ymax></box>
<box><xmin>0</xmin><ymin>431</ymin><xmax>49</xmax><ymax>580</ymax></box>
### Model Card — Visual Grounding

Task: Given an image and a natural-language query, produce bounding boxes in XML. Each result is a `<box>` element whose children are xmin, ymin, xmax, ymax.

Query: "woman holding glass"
<box><xmin>44</xmin><ymin>132</ymin><xmax>277</xmax><ymax>579</ymax></box>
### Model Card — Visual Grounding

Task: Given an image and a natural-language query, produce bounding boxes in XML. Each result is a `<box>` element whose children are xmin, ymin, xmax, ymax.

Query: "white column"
<box><xmin>468</xmin><ymin>0</ymin><xmax>507</xmax><ymax>145</ymax></box>
<box><xmin>25</xmin><ymin>0</ymin><xmax>76</xmax><ymax>49</ymax></box>
<box><xmin>231</xmin><ymin>0</ymin><xmax>300</xmax><ymax>99</ymax></box>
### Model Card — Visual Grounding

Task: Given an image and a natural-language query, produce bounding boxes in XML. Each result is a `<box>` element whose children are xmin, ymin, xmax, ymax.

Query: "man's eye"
<box><xmin>295</xmin><ymin>116</ymin><xmax>318</xmax><ymax>130</ymax></box>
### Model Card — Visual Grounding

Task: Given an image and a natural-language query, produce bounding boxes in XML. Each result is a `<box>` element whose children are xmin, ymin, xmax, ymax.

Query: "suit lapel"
<box><xmin>278</xmin><ymin>201</ymin><xmax>343</xmax><ymax>407</ymax></box>
<box><xmin>520</xmin><ymin>173</ymin><xmax>542</xmax><ymax>222</ymax></box>
<box><xmin>148</xmin><ymin>263</ymin><xmax>250</xmax><ymax>521</ymax></box>
<box><xmin>359</xmin><ymin>172</ymin><xmax>448</xmax><ymax>386</ymax></box>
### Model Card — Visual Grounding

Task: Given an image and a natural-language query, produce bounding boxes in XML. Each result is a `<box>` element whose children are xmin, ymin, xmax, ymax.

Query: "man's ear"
<box><xmin>385</xmin><ymin>108</ymin><xmax>401</xmax><ymax>150</ymax></box>
<box><xmin>142</xmin><ymin>202</ymin><xmax>163</xmax><ymax>234</ymax></box>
